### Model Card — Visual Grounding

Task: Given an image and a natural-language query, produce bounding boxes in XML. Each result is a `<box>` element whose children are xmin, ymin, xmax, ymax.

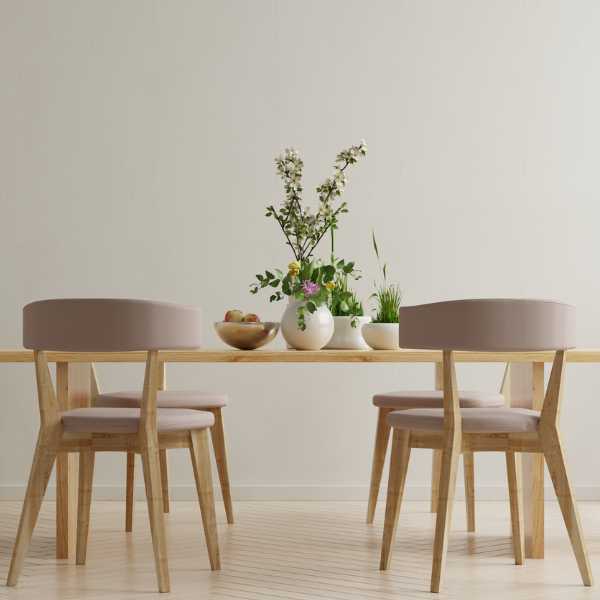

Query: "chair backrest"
<box><xmin>399</xmin><ymin>299</ymin><xmax>575</xmax><ymax>433</ymax></box>
<box><xmin>398</xmin><ymin>299</ymin><xmax>575</xmax><ymax>352</ymax></box>
<box><xmin>23</xmin><ymin>298</ymin><xmax>202</xmax><ymax>351</ymax></box>
<box><xmin>23</xmin><ymin>299</ymin><xmax>202</xmax><ymax>432</ymax></box>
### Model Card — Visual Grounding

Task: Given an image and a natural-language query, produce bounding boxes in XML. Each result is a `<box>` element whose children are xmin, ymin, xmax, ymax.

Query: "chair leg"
<box><xmin>431</xmin><ymin>449</ymin><xmax>442</xmax><ymax>513</ymax></box>
<box><xmin>125</xmin><ymin>451</ymin><xmax>135</xmax><ymax>532</ymax></box>
<box><xmin>159</xmin><ymin>449</ymin><xmax>170</xmax><ymax>514</ymax></box>
<box><xmin>210</xmin><ymin>408</ymin><xmax>234</xmax><ymax>524</ymax></box>
<box><xmin>505</xmin><ymin>451</ymin><xmax>524</xmax><ymax>565</ymax></box>
<box><xmin>379</xmin><ymin>429</ymin><xmax>411</xmax><ymax>570</ymax></box>
<box><xmin>141</xmin><ymin>445</ymin><xmax>170</xmax><ymax>593</ymax></box>
<box><xmin>367</xmin><ymin>408</ymin><xmax>391</xmax><ymax>524</ymax></box>
<box><xmin>190</xmin><ymin>429</ymin><xmax>221</xmax><ymax>570</ymax></box>
<box><xmin>430</xmin><ymin>442</ymin><xmax>460</xmax><ymax>593</ymax></box>
<box><xmin>540</xmin><ymin>428</ymin><xmax>593</xmax><ymax>586</ymax></box>
<box><xmin>7</xmin><ymin>435</ymin><xmax>57</xmax><ymax>586</ymax></box>
<box><xmin>76</xmin><ymin>449</ymin><xmax>95</xmax><ymax>565</ymax></box>
<box><xmin>463</xmin><ymin>451</ymin><xmax>475</xmax><ymax>532</ymax></box>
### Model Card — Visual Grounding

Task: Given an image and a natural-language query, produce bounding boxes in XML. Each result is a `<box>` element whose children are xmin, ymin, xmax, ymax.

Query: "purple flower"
<box><xmin>302</xmin><ymin>280</ymin><xmax>320</xmax><ymax>297</ymax></box>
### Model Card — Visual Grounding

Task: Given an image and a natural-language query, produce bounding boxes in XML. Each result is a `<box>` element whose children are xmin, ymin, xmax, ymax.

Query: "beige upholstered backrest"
<box><xmin>23</xmin><ymin>298</ymin><xmax>202</xmax><ymax>351</ymax></box>
<box><xmin>398</xmin><ymin>299</ymin><xmax>575</xmax><ymax>351</ymax></box>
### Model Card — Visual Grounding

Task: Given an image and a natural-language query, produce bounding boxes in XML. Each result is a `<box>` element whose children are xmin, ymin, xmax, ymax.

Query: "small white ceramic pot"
<box><xmin>324</xmin><ymin>316</ymin><xmax>372</xmax><ymax>350</ymax></box>
<box><xmin>281</xmin><ymin>300</ymin><xmax>334</xmax><ymax>351</ymax></box>
<box><xmin>361</xmin><ymin>322</ymin><xmax>400</xmax><ymax>350</ymax></box>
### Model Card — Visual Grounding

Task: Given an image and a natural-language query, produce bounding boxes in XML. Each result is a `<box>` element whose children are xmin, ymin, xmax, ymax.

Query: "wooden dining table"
<box><xmin>2</xmin><ymin>347</ymin><xmax>600</xmax><ymax>563</ymax></box>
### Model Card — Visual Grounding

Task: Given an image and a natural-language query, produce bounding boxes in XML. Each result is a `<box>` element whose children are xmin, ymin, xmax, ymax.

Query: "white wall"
<box><xmin>1</xmin><ymin>0</ymin><xmax>600</xmax><ymax>501</ymax></box>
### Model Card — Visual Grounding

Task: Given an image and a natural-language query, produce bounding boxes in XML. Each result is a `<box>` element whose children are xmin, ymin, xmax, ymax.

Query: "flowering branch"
<box><xmin>266</xmin><ymin>141</ymin><xmax>367</xmax><ymax>263</ymax></box>
<box><xmin>251</xmin><ymin>141</ymin><xmax>367</xmax><ymax>328</ymax></box>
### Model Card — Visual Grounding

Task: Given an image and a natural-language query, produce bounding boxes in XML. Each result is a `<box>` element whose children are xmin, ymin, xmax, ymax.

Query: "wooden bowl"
<box><xmin>214</xmin><ymin>321</ymin><xmax>279</xmax><ymax>350</ymax></box>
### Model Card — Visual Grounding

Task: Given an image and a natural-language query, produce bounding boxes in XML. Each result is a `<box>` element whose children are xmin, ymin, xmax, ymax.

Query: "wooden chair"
<box><xmin>7</xmin><ymin>299</ymin><xmax>221</xmax><ymax>593</ymax></box>
<box><xmin>367</xmin><ymin>377</ymin><xmax>507</xmax><ymax>527</ymax></box>
<box><xmin>379</xmin><ymin>299</ymin><xmax>592</xmax><ymax>593</ymax></box>
<box><xmin>91</xmin><ymin>364</ymin><xmax>234</xmax><ymax>529</ymax></box>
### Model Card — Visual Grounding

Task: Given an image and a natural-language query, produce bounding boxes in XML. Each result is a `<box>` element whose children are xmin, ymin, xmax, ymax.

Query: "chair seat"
<box><xmin>387</xmin><ymin>407</ymin><xmax>540</xmax><ymax>433</ymax></box>
<box><xmin>373</xmin><ymin>390</ymin><xmax>505</xmax><ymax>409</ymax></box>
<box><xmin>95</xmin><ymin>390</ymin><xmax>227</xmax><ymax>409</ymax></box>
<box><xmin>61</xmin><ymin>407</ymin><xmax>215</xmax><ymax>434</ymax></box>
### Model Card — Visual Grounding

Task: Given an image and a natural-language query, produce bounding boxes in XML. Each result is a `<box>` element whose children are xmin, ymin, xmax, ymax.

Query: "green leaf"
<box><xmin>372</xmin><ymin>230</ymin><xmax>380</xmax><ymax>260</ymax></box>
<box><xmin>306</xmin><ymin>301</ymin><xmax>317</xmax><ymax>313</ymax></box>
<box><xmin>322</xmin><ymin>265</ymin><xmax>335</xmax><ymax>282</ymax></box>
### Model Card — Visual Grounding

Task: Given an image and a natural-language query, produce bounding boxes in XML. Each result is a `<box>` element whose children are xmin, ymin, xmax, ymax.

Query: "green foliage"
<box><xmin>371</xmin><ymin>283</ymin><xmax>402</xmax><ymax>323</ymax></box>
<box><xmin>370</xmin><ymin>231</ymin><xmax>402</xmax><ymax>323</ymax></box>
<box><xmin>250</xmin><ymin>259</ymin><xmax>336</xmax><ymax>330</ymax></box>
<box><xmin>328</xmin><ymin>258</ymin><xmax>364</xmax><ymax>326</ymax></box>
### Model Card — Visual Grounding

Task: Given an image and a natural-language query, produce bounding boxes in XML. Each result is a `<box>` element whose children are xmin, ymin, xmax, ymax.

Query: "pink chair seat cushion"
<box><xmin>387</xmin><ymin>407</ymin><xmax>540</xmax><ymax>433</ymax></box>
<box><xmin>61</xmin><ymin>407</ymin><xmax>215</xmax><ymax>434</ymax></box>
<box><xmin>95</xmin><ymin>390</ymin><xmax>227</xmax><ymax>410</ymax></box>
<box><xmin>373</xmin><ymin>390</ymin><xmax>504</xmax><ymax>409</ymax></box>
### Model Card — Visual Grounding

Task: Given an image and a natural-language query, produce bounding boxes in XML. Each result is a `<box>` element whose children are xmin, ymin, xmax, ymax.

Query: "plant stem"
<box><xmin>304</xmin><ymin>203</ymin><xmax>347</xmax><ymax>260</ymax></box>
<box><xmin>330</xmin><ymin>228</ymin><xmax>335</xmax><ymax>263</ymax></box>
<box><xmin>273</xmin><ymin>210</ymin><xmax>299</xmax><ymax>261</ymax></box>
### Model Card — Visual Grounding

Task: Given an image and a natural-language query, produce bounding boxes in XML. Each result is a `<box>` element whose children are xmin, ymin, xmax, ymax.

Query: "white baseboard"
<box><xmin>0</xmin><ymin>484</ymin><xmax>599</xmax><ymax>501</ymax></box>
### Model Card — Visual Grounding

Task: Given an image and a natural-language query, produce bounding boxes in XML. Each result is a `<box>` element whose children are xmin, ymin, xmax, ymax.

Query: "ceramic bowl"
<box><xmin>361</xmin><ymin>322</ymin><xmax>400</xmax><ymax>350</ymax></box>
<box><xmin>214</xmin><ymin>321</ymin><xmax>279</xmax><ymax>350</ymax></box>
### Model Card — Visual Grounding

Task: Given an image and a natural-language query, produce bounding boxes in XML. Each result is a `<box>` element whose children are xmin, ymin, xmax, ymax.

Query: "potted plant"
<box><xmin>250</xmin><ymin>141</ymin><xmax>367</xmax><ymax>350</ymax></box>
<box><xmin>362</xmin><ymin>232</ymin><xmax>402</xmax><ymax>350</ymax></box>
<box><xmin>324</xmin><ymin>232</ymin><xmax>371</xmax><ymax>349</ymax></box>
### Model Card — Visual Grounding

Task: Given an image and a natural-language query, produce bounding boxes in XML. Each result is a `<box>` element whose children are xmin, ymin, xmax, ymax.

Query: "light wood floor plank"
<box><xmin>0</xmin><ymin>500</ymin><xmax>598</xmax><ymax>599</ymax></box>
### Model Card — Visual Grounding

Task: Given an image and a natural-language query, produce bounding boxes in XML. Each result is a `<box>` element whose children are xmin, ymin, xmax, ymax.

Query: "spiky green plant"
<box><xmin>370</xmin><ymin>231</ymin><xmax>401</xmax><ymax>323</ymax></box>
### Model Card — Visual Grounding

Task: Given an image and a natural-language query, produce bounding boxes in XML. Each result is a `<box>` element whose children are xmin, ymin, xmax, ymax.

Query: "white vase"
<box><xmin>324</xmin><ymin>316</ymin><xmax>372</xmax><ymax>350</ymax></box>
<box><xmin>361</xmin><ymin>322</ymin><xmax>400</xmax><ymax>350</ymax></box>
<box><xmin>281</xmin><ymin>299</ymin><xmax>334</xmax><ymax>350</ymax></box>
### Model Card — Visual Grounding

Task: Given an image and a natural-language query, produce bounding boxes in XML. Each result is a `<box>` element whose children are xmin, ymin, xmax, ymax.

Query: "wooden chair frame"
<box><xmin>367</xmin><ymin>363</ymin><xmax>510</xmax><ymax>527</ymax></box>
<box><xmin>379</xmin><ymin>350</ymin><xmax>593</xmax><ymax>593</ymax></box>
<box><xmin>90</xmin><ymin>363</ymin><xmax>234</xmax><ymax>531</ymax></box>
<box><xmin>7</xmin><ymin>350</ymin><xmax>220</xmax><ymax>593</ymax></box>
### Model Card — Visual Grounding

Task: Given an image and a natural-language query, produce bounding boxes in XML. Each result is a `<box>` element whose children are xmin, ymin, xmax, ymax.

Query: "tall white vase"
<box><xmin>281</xmin><ymin>299</ymin><xmax>334</xmax><ymax>350</ymax></box>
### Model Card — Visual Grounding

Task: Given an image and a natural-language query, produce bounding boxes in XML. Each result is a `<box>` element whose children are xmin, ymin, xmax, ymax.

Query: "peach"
<box><xmin>224</xmin><ymin>309</ymin><xmax>244</xmax><ymax>323</ymax></box>
<box><xmin>242</xmin><ymin>313</ymin><xmax>260</xmax><ymax>323</ymax></box>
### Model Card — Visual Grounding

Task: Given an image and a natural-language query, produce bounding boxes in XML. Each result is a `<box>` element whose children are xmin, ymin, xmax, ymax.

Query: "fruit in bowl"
<box><xmin>224</xmin><ymin>309</ymin><xmax>245</xmax><ymax>322</ymax></box>
<box><xmin>215</xmin><ymin>311</ymin><xmax>278</xmax><ymax>350</ymax></box>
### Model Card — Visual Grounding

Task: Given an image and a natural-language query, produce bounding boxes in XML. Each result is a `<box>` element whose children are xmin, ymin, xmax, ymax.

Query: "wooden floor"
<box><xmin>0</xmin><ymin>500</ymin><xmax>599</xmax><ymax>599</ymax></box>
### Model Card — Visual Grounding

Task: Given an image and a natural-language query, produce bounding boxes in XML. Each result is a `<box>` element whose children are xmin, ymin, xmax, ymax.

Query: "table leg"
<box><xmin>55</xmin><ymin>362</ymin><xmax>92</xmax><ymax>560</ymax></box>
<box><xmin>508</xmin><ymin>361</ymin><xmax>545</xmax><ymax>558</ymax></box>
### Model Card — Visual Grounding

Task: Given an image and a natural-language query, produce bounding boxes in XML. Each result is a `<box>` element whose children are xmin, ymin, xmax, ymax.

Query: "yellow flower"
<box><xmin>325</xmin><ymin>281</ymin><xmax>335</xmax><ymax>291</ymax></box>
<box><xmin>288</xmin><ymin>261</ymin><xmax>300</xmax><ymax>276</ymax></box>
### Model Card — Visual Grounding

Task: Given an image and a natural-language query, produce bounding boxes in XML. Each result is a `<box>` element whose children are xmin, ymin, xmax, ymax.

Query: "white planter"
<box><xmin>362</xmin><ymin>322</ymin><xmax>400</xmax><ymax>350</ymax></box>
<box><xmin>324</xmin><ymin>316</ymin><xmax>372</xmax><ymax>350</ymax></box>
<box><xmin>281</xmin><ymin>300</ymin><xmax>334</xmax><ymax>351</ymax></box>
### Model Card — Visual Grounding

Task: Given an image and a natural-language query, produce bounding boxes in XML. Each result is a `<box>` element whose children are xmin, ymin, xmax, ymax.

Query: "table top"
<box><xmin>1</xmin><ymin>348</ymin><xmax>600</xmax><ymax>363</ymax></box>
